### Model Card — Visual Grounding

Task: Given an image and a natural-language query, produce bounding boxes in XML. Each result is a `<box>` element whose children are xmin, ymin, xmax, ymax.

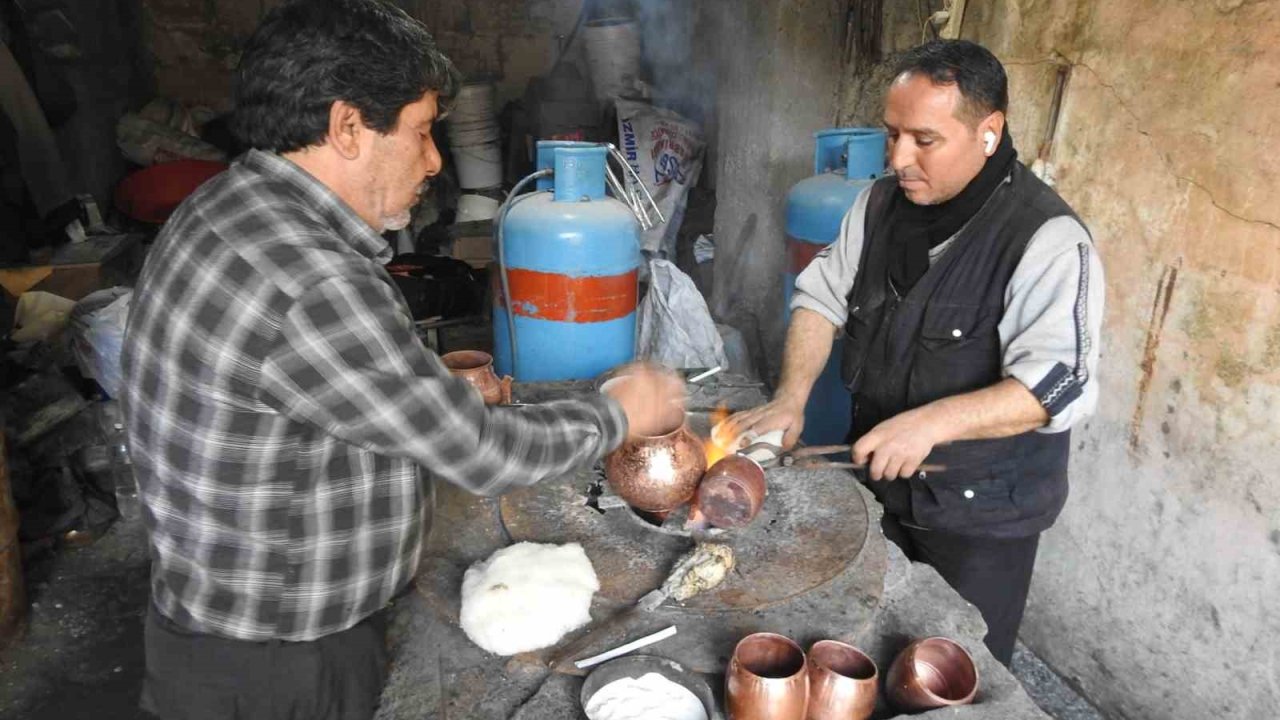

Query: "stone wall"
<box><xmin>705</xmin><ymin>0</ymin><xmax>848</xmax><ymax>378</ymax></box>
<box><xmin>960</xmin><ymin>2</ymin><xmax>1280</xmax><ymax>718</ymax></box>
<box><xmin>139</xmin><ymin>0</ymin><xmax>582</xmax><ymax>110</ymax></box>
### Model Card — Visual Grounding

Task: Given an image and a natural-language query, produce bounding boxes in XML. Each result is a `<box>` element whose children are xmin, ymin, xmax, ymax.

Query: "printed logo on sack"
<box><xmin>651</xmin><ymin>129</ymin><xmax>688</xmax><ymax>187</ymax></box>
<box><xmin>621</xmin><ymin>119</ymin><xmax>641</xmax><ymax>174</ymax></box>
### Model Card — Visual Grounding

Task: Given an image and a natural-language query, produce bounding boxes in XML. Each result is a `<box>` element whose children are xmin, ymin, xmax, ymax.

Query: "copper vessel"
<box><xmin>726</xmin><ymin>632</ymin><xmax>809</xmax><ymax>720</ymax></box>
<box><xmin>806</xmin><ymin>640</ymin><xmax>878</xmax><ymax>720</ymax></box>
<box><xmin>604</xmin><ymin>418</ymin><xmax>706</xmax><ymax>513</ymax></box>
<box><xmin>886</xmin><ymin>637</ymin><xmax>978</xmax><ymax>712</ymax></box>
<box><xmin>441</xmin><ymin>350</ymin><xmax>511</xmax><ymax>405</ymax></box>
<box><xmin>695</xmin><ymin>454</ymin><xmax>767</xmax><ymax>529</ymax></box>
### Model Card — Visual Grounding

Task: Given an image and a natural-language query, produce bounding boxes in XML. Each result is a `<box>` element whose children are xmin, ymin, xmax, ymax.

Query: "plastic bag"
<box><xmin>615</xmin><ymin>99</ymin><xmax>705</xmax><ymax>261</ymax></box>
<box><xmin>636</xmin><ymin>259</ymin><xmax>728</xmax><ymax>369</ymax></box>
<box><xmin>69</xmin><ymin>288</ymin><xmax>131</xmax><ymax>398</ymax></box>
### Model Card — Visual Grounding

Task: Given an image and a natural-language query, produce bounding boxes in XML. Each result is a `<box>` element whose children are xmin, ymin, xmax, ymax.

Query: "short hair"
<box><xmin>894</xmin><ymin>40</ymin><xmax>1008</xmax><ymax>126</ymax></box>
<box><xmin>231</xmin><ymin>0</ymin><xmax>461</xmax><ymax>153</ymax></box>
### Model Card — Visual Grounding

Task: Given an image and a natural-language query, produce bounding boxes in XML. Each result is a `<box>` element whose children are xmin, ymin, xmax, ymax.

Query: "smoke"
<box><xmin>628</xmin><ymin>0</ymin><xmax>716</xmax><ymax>127</ymax></box>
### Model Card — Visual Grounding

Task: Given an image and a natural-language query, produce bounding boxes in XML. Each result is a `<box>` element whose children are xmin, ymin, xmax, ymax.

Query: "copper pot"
<box><xmin>604</xmin><ymin>418</ymin><xmax>706</xmax><ymax>513</ymax></box>
<box><xmin>695</xmin><ymin>454</ymin><xmax>767</xmax><ymax>529</ymax></box>
<box><xmin>441</xmin><ymin>350</ymin><xmax>512</xmax><ymax>405</ymax></box>
<box><xmin>886</xmin><ymin>637</ymin><xmax>978</xmax><ymax>712</ymax></box>
<box><xmin>806</xmin><ymin>640</ymin><xmax>877</xmax><ymax>720</ymax></box>
<box><xmin>726</xmin><ymin>632</ymin><xmax>809</xmax><ymax>720</ymax></box>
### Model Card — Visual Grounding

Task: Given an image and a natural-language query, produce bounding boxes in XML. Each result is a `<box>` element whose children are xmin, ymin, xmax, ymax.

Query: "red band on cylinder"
<box><xmin>787</xmin><ymin>238</ymin><xmax>828</xmax><ymax>275</ymax></box>
<box><xmin>499</xmin><ymin>269</ymin><xmax>638</xmax><ymax>322</ymax></box>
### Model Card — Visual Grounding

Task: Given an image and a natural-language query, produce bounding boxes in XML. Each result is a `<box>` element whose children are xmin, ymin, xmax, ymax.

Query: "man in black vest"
<box><xmin>724</xmin><ymin>40</ymin><xmax>1104</xmax><ymax>666</ymax></box>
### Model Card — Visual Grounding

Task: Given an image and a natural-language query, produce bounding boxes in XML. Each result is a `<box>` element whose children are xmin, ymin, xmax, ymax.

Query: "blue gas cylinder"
<box><xmin>783</xmin><ymin>128</ymin><xmax>887</xmax><ymax>445</ymax></box>
<box><xmin>493</xmin><ymin>142</ymin><xmax>642</xmax><ymax>381</ymax></box>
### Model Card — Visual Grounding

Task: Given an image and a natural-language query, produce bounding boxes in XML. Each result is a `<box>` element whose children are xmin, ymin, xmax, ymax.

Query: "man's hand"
<box><xmin>852</xmin><ymin>406</ymin><xmax>943</xmax><ymax>481</ymax></box>
<box><xmin>715</xmin><ymin>395</ymin><xmax>806</xmax><ymax>450</ymax></box>
<box><xmin>604</xmin><ymin>363</ymin><xmax>687</xmax><ymax>438</ymax></box>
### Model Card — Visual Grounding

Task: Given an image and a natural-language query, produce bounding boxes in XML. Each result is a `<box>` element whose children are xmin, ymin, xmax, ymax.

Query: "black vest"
<box><xmin>841</xmin><ymin>163</ymin><xmax>1080</xmax><ymax>538</ymax></box>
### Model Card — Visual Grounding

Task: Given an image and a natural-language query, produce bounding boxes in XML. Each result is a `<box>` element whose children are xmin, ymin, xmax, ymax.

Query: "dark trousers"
<box><xmin>881</xmin><ymin>513</ymin><xmax>1040</xmax><ymax>666</ymax></box>
<box><xmin>141</xmin><ymin>603</ymin><xmax>388</xmax><ymax>720</ymax></box>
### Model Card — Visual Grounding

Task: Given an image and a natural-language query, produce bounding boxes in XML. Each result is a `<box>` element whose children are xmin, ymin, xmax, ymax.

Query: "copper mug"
<box><xmin>885</xmin><ymin>637</ymin><xmax>978</xmax><ymax>712</ymax></box>
<box><xmin>695</xmin><ymin>453</ymin><xmax>767</xmax><ymax>529</ymax></box>
<box><xmin>440</xmin><ymin>350</ymin><xmax>512</xmax><ymax>405</ymax></box>
<box><xmin>726</xmin><ymin>632</ymin><xmax>810</xmax><ymax>720</ymax></box>
<box><xmin>806</xmin><ymin>640</ymin><xmax>878</xmax><ymax>720</ymax></box>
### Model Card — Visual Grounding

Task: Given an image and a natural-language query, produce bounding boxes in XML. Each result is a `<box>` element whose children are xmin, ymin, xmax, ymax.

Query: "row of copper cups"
<box><xmin>726</xmin><ymin>633</ymin><xmax>978</xmax><ymax>719</ymax></box>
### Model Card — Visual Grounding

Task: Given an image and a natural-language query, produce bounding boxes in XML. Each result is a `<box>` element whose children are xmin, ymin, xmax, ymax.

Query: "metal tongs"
<box><xmin>738</xmin><ymin>442</ymin><xmax>946</xmax><ymax>474</ymax></box>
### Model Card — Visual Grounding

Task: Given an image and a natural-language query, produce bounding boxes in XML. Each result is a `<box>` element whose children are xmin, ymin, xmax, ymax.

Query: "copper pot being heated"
<box><xmin>441</xmin><ymin>350</ymin><xmax>512</xmax><ymax>405</ymax></box>
<box><xmin>604</xmin><ymin>413</ymin><xmax>706</xmax><ymax>513</ymax></box>
<box><xmin>695</xmin><ymin>454</ymin><xmax>767</xmax><ymax>529</ymax></box>
<box><xmin>806</xmin><ymin>640</ymin><xmax>878</xmax><ymax>720</ymax></box>
<box><xmin>885</xmin><ymin>637</ymin><xmax>978</xmax><ymax>712</ymax></box>
<box><xmin>726</xmin><ymin>632</ymin><xmax>810</xmax><ymax>720</ymax></box>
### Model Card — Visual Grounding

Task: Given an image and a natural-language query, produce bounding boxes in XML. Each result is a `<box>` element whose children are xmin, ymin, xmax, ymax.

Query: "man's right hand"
<box><xmin>604</xmin><ymin>363</ymin><xmax>687</xmax><ymax>438</ymax></box>
<box><xmin>715</xmin><ymin>395</ymin><xmax>807</xmax><ymax>451</ymax></box>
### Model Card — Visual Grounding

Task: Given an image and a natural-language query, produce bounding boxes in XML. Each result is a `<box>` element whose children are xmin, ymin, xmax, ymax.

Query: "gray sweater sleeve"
<box><xmin>1001</xmin><ymin>216</ymin><xmax>1104</xmax><ymax>433</ymax></box>
<box><xmin>789</xmin><ymin>186</ymin><xmax>871</xmax><ymax>328</ymax></box>
<box><xmin>790</xmin><ymin>188</ymin><xmax>1104</xmax><ymax>433</ymax></box>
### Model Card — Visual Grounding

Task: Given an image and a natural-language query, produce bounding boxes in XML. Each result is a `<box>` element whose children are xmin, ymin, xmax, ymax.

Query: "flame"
<box><xmin>704</xmin><ymin>405</ymin><xmax>733</xmax><ymax>467</ymax></box>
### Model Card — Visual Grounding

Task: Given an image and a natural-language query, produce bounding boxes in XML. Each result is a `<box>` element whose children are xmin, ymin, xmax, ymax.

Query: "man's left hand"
<box><xmin>852</xmin><ymin>407</ymin><xmax>943</xmax><ymax>481</ymax></box>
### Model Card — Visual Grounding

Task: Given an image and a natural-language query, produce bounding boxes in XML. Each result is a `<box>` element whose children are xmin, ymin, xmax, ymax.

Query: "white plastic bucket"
<box><xmin>583</xmin><ymin>17</ymin><xmax>642</xmax><ymax>105</ymax></box>
<box><xmin>454</xmin><ymin>142</ymin><xmax>502</xmax><ymax>189</ymax></box>
<box><xmin>457</xmin><ymin>193</ymin><xmax>500</xmax><ymax>223</ymax></box>
<box><xmin>448</xmin><ymin>119</ymin><xmax>500</xmax><ymax>146</ymax></box>
<box><xmin>451</xmin><ymin>82</ymin><xmax>496</xmax><ymax>123</ymax></box>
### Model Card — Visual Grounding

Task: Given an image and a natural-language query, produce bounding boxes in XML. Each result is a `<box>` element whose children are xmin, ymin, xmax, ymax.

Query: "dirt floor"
<box><xmin>0</xmin><ymin>519</ymin><xmax>150</xmax><ymax>720</ymax></box>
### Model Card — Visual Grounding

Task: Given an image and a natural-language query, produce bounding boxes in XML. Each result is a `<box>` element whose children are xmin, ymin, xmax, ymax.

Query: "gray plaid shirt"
<box><xmin>120</xmin><ymin>150</ymin><xmax>626</xmax><ymax>642</ymax></box>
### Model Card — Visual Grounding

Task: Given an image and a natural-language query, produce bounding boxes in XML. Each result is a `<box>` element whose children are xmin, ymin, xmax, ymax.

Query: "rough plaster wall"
<box><xmin>707</xmin><ymin>0</ymin><xmax>847</xmax><ymax>378</ymax></box>
<box><xmin>959</xmin><ymin>2</ymin><xmax>1280</xmax><ymax>718</ymax></box>
<box><xmin>139</xmin><ymin>0</ymin><xmax>580</xmax><ymax>110</ymax></box>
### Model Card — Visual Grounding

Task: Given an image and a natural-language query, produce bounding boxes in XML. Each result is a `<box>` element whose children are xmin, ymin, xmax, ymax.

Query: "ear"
<box><xmin>326</xmin><ymin>100</ymin><xmax>366</xmax><ymax>160</ymax></box>
<box><xmin>980</xmin><ymin>111</ymin><xmax>1006</xmax><ymax>155</ymax></box>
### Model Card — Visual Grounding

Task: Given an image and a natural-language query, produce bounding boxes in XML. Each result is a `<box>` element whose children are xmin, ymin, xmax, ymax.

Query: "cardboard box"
<box><xmin>451</xmin><ymin>224</ymin><xmax>494</xmax><ymax>269</ymax></box>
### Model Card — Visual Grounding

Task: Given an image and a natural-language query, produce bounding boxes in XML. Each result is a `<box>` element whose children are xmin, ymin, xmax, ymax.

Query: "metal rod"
<box><xmin>687</xmin><ymin>366</ymin><xmax>722</xmax><ymax>384</ymax></box>
<box><xmin>605</xmin><ymin>151</ymin><xmax>653</xmax><ymax>229</ymax></box>
<box><xmin>605</xmin><ymin>165</ymin><xmax>649</xmax><ymax>230</ymax></box>
<box><xmin>573</xmin><ymin>625</ymin><xmax>679</xmax><ymax>670</ymax></box>
<box><xmin>791</xmin><ymin>461</ymin><xmax>948</xmax><ymax>473</ymax></box>
<box><xmin>606</xmin><ymin>143</ymin><xmax>666</xmax><ymax>225</ymax></box>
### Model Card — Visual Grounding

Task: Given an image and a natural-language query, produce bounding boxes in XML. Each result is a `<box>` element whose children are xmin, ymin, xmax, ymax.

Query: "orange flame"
<box><xmin>704</xmin><ymin>405</ymin><xmax>733</xmax><ymax>467</ymax></box>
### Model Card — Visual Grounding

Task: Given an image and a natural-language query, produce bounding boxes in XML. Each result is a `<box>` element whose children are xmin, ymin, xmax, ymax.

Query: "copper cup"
<box><xmin>695</xmin><ymin>454</ymin><xmax>767</xmax><ymax>529</ymax></box>
<box><xmin>806</xmin><ymin>640</ymin><xmax>878</xmax><ymax>720</ymax></box>
<box><xmin>885</xmin><ymin>637</ymin><xmax>978</xmax><ymax>712</ymax></box>
<box><xmin>726</xmin><ymin>632</ymin><xmax>810</xmax><ymax>720</ymax></box>
<box><xmin>441</xmin><ymin>350</ymin><xmax>512</xmax><ymax>405</ymax></box>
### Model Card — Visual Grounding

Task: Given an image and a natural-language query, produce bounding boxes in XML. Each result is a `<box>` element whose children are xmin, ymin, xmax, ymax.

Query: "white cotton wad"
<box><xmin>459</xmin><ymin>542</ymin><xmax>600</xmax><ymax>656</ymax></box>
<box><xmin>584</xmin><ymin>673</ymin><xmax>708</xmax><ymax>720</ymax></box>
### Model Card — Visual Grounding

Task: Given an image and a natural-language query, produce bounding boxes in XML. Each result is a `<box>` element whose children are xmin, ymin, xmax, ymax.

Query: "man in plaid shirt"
<box><xmin>119</xmin><ymin>2</ymin><xmax>683</xmax><ymax>718</ymax></box>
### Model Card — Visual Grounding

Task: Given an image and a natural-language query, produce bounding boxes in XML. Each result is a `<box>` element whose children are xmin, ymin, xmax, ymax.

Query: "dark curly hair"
<box><xmin>895</xmin><ymin>40</ymin><xmax>1008</xmax><ymax>126</ymax></box>
<box><xmin>231</xmin><ymin>0</ymin><xmax>461</xmax><ymax>153</ymax></box>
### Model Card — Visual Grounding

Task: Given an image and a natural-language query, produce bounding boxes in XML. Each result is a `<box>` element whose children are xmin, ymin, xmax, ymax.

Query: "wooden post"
<box><xmin>0</xmin><ymin>432</ymin><xmax>26</xmax><ymax>647</ymax></box>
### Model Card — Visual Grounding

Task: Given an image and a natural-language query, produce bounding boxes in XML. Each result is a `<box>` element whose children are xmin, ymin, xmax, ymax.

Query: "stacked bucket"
<box><xmin>449</xmin><ymin>82</ymin><xmax>502</xmax><ymax>222</ymax></box>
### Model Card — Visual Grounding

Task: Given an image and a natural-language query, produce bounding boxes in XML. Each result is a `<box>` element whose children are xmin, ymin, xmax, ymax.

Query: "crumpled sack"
<box><xmin>636</xmin><ymin>259</ymin><xmax>728</xmax><ymax>370</ymax></box>
<box><xmin>11</xmin><ymin>291</ymin><xmax>76</xmax><ymax>342</ymax></box>
<box><xmin>69</xmin><ymin>287</ymin><xmax>131</xmax><ymax>398</ymax></box>
<box><xmin>615</xmin><ymin>99</ymin><xmax>706</xmax><ymax>261</ymax></box>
